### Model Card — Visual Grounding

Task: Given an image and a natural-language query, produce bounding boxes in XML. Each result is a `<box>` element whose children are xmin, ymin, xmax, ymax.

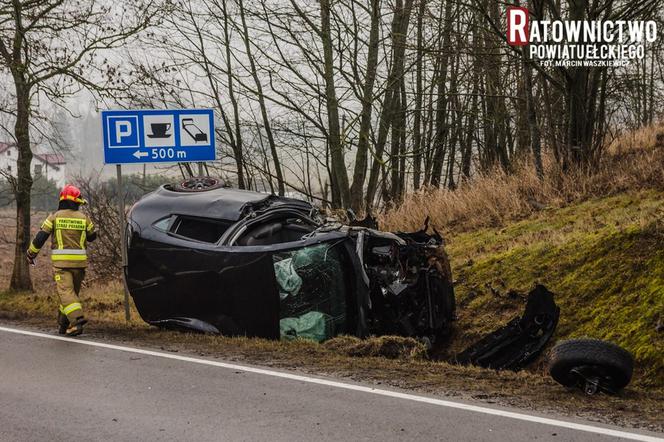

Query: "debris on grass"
<box><xmin>323</xmin><ymin>335</ymin><xmax>428</xmax><ymax>360</ymax></box>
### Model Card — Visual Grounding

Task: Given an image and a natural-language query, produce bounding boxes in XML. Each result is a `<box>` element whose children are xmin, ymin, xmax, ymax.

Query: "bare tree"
<box><xmin>110</xmin><ymin>0</ymin><xmax>664</xmax><ymax>211</ymax></box>
<box><xmin>348</xmin><ymin>0</ymin><xmax>381</xmax><ymax>211</ymax></box>
<box><xmin>318</xmin><ymin>0</ymin><xmax>351</xmax><ymax>206</ymax></box>
<box><xmin>0</xmin><ymin>0</ymin><xmax>159</xmax><ymax>291</ymax></box>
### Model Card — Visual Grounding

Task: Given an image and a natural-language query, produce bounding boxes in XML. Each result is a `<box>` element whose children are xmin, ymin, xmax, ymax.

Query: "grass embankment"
<box><xmin>444</xmin><ymin>191</ymin><xmax>664</xmax><ymax>387</ymax></box>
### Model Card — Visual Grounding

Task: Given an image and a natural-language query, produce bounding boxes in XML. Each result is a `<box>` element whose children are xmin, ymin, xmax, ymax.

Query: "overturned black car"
<box><xmin>125</xmin><ymin>178</ymin><xmax>456</xmax><ymax>344</ymax></box>
<box><xmin>125</xmin><ymin>179</ymin><xmax>638</xmax><ymax>388</ymax></box>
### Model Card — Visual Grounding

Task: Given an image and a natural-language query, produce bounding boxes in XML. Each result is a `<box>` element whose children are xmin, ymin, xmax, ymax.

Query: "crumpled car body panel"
<box><xmin>126</xmin><ymin>186</ymin><xmax>455</xmax><ymax>343</ymax></box>
<box><xmin>455</xmin><ymin>285</ymin><xmax>560</xmax><ymax>370</ymax></box>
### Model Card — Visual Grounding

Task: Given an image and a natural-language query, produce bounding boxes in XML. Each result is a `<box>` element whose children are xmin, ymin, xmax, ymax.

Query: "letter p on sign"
<box><xmin>507</xmin><ymin>7</ymin><xmax>529</xmax><ymax>46</ymax></box>
<box><xmin>115</xmin><ymin>121</ymin><xmax>132</xmax><ymax>144</ymax></box>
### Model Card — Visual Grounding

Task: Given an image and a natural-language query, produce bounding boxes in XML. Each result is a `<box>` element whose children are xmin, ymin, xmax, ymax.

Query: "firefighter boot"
<box><xmin>65</xmin><ymin>316</ymin><xmax>88</xmax><ymax>337</ymax></box>
<box><xmin>57</xmin><ymin>310</ymin><xmax>70</xmax><ymax>335</ymax></box>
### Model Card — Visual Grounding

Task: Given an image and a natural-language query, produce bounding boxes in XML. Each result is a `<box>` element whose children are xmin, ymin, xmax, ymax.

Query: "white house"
<box><xmin>0</xmin><ymin>142</ymin><xmax>67</xmax><ymax>188</ymax></box>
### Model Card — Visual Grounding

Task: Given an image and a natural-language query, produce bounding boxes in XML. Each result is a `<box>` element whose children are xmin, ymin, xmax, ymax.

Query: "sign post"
<box><xmin>116</xmin><ymin>164</ymin><xmax>130</xmax><ymax>321</ymax></box>
<box><xmin>102</xmin><ymin>108</ymin><xmax>216</xmax><ymax>321</ymax></box>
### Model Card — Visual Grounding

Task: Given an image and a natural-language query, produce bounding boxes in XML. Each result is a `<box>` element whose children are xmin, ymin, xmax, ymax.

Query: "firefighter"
<box><xmin>26</xmin><ymin>184</ymin><xmax>97</xmax><ymax>336</ymax></box>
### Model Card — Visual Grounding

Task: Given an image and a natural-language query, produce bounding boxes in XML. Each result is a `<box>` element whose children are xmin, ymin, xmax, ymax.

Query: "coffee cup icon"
<box><xmin>148</xmin><ymin>122</ymin><xmax>171</xmax><ymax>138</ymax></box>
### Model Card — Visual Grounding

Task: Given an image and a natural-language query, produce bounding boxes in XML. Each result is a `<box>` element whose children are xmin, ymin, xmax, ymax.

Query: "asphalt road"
<box><xmin>0</xmin><ymin>326</ymin><xmax>661</xmax><ymax>442</ymax></box>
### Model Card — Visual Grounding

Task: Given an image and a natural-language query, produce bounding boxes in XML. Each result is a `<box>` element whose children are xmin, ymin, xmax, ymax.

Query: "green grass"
<box><xmin>448</xmin><ymin>190</ymin><xmax>664</xmax><ymax>386</ymax></box>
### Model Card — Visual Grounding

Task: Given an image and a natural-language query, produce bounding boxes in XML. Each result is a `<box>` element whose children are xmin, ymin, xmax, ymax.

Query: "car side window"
<box><xmin>161</xmin><ymin>215</ymin><xmax>232</xmax><ymax>243</ymax></box>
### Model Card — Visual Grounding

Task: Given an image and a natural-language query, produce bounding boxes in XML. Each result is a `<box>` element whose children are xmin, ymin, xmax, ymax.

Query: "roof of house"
<box><xmin>35</xmin><ymin>152</ymin><xmax>66</xmax><ymax>166</ymax></box>
<box><xmin>0</xmin><ymin>142</ymin><xmax>66</xmax><ymax>170</ymax></box>
<box><xmin>0</xmin><ymin>142</ymin><xmax>14</xmax><ymax>153</ymax></box>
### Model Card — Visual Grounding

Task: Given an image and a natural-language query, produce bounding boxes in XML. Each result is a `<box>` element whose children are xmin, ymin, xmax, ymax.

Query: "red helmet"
<box><xmin>59</xmin><ymin>184</ymin><xmax>86</xmax><ymax>205</ymax></box>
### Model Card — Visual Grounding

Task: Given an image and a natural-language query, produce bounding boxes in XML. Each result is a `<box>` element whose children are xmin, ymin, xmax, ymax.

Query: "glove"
<box><xmin>26</xmin><ymin>252</ymin><xmax>36</xmax><ymax>266</ymax></box>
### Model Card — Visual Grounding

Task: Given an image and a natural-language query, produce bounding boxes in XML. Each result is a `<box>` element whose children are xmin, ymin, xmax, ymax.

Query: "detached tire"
<box><xmin>548</xmin><ymin>339</ymin><xmax>634</xmax><ymax>394</ymax></box>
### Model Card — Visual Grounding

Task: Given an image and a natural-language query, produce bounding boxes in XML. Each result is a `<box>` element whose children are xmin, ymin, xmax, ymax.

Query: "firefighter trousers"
<box><xmin>54</xmin><ymin>268</ymin><xmax>86</xmax><ymax>323</ymax></box>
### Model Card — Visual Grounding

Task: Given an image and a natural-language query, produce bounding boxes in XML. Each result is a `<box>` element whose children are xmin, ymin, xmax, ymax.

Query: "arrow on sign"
<box><xmin>133</xmin><ymin>150</ymin><xmax>148</xmax><ymax>159</ymax></box>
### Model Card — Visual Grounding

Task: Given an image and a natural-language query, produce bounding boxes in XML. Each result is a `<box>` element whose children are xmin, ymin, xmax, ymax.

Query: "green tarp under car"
<box><xmin>280</xmin><ymin>311</ymin><xmax>332</xmax><ymax>342</ymax></box>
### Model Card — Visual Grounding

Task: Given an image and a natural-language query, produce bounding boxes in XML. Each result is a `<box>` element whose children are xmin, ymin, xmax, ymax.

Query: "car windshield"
<box><xmin>273</xmin><ymin>243</ymin><xmax>348</xmax><ymax>342</ymax></box>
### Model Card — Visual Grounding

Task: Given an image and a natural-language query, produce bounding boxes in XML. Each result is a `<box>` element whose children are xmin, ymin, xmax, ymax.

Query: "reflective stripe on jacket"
<box><xmin>40</xmin><ymin>209</ymin><xmax>95</xmax><ymax>269</ymax></box>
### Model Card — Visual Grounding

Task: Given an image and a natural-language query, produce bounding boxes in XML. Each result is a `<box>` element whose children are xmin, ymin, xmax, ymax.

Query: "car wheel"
<box><xmin>548</xmin><ymin>338</ymin><xmax>633</xmax><ymax>395</ymax></box>
<box><xmin>172</xmin><ymin>176</ymin><xmax>225</xmax><ymax>192</ymax></box>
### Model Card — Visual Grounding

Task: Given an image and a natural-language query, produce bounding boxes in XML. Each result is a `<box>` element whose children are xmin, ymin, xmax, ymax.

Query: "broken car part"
<box><xmin>548</xmin><ymin>339</ymin><xmax>634</xmax><ymax>395</ymax></box>
<box><xmin>125</xmin><ymin>180</ymin><xmax>455</xmax><ymax>344</ymax></box>
<box><xmin>456</xmin><ymin>285</ymin><xmax>560</xmax><ymax>370</ymax></box>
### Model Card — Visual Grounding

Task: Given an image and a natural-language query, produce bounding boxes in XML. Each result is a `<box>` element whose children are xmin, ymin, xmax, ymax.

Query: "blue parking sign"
<box><xmin>101</xmin><ymin>109</ymin><xmax>216</xmax><ymax>164</ymax></box>
<box><xmin>107</xmin><ymin>116</ymin><xmax>139</xmax><ymax>148</ymax></box>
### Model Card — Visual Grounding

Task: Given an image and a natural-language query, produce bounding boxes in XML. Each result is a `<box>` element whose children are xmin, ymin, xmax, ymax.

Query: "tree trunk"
<box><xmin>461</xmin><ymin>92</ymin><xmax>477</xmax><ymax>180</ymax></box>
<box><xmin>412</xmin><ymin>0</ymin><xmax>425</xmax><ymax>190</ymax></box>
<box><xmin>515</xmin><ymin>69</ymin><xmax>531</xmax><ymax>157</ymax></box>
<box><xmin>325</xmin><ymin>140</ymin><xmax>342</xmax><ymax>208</ymax></box>
<box><xmin>481</xmin><ymin>0</ymin><xmax>509</xmax><ymax>171</ymax></box>
<box><xmin>398</xmin><ymin>79</ymin><xmax>407</xmax><ymax>198</ymax></box>
<box><xmin>522</xmin><ymin>47</ymin><xmax>543</xmax><ymax>178</ymax></box>
<box><xmin>447</xmin><ymin>46</ymin><xmax>463</xmax><ymax>189</ymax></box>
<box><xmin>238</xmin><ymin>0</ymin><xmax>285</xmax><ymax>195</ymax></box>
<box><xmin>319</xmin><ymin>0</ymin><xmax>350</xmax><ymax>208</ymax></box>
<box><xmin>388</xmin><ymin>81</ymin><xmax>402</xmax><ymax>203</ymax></box>
<box><xmin>365</xmin><ymin>0</ymin><xmax>414</xmax><ymax>208</ymax></box>
<box><xmin>221</xmin><ymin>0</ymin><xmax>245</xmax><ymax>189</ymax></box>
<box><xmin>349</xmin><ymin>0</ymin><xmax>381</xmax><ymax>212</ymax></box>
<box><xmin>566</xmin><ymin>0</ymin><xmax>594</xmax><ymax>167</ymax></box>
<box><xmin>423</xmin><ymin>60</ymin><xmax>438</xmax><ymax>184</ymax></box>
<box><xmin>462</xmin><ymin>16</ymin><xmax>480</xmax><ymax>181</ymax></box>
<box><xmin>429</xmin><ymin>0</ymin><xmax>454</xmax><ymax>187</ymax></box>
<box><xmin>10</xmin><ymin>77</ymin><xmax>33</xmax><ymax>291</ymax></box>
<box><xmin>567</xmin><ymin>69</ymin><xmax>589</xmax><ymax>166</ymax></box>
<box><xmin>647</xmin><ymin>51</ymin><xmax>655</xmax><ymax>124</ymax></box>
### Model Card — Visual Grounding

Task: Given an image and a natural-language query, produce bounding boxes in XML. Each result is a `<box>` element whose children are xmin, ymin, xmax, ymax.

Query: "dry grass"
<box><xmin>607</xmin><ymin>122</ymin><xmax>664</xmax><ymax>154</ymax></box>
<box><xmin>323</xmin><ymin>335</ymin><xmax>428</xmax><ymax>360</ymax></box>
<box><xmin>380</xmin><ymin>124</ymin><xmax>664</xmax><ymax>233</ymax></box>
<box><xmin>0</xmin><ymin>280</ymin><xmax>147</xmax><ymax>327</ymax></box>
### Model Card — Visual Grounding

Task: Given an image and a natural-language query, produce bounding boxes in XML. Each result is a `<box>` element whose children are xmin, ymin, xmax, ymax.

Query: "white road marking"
<box><xmin>0</xmin><ymin>325</ymin><xmax>661</xmax><ymax>442</ymax></box>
